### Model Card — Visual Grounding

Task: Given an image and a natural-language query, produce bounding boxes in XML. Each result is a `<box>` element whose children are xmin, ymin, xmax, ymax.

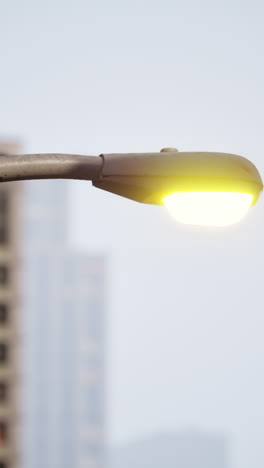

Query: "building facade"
<box><xmin>0</xmin><ymin>142</ymin><xmax>21</xmax><ymax>468</ymax></box>
<box><xmin>21</xmin><ymin>180</ymin><xmax>105</xmax><ymax>468</ymax></box>
<box><xmin>109</xmin><ymin>431</ymin><xmax>229</xmax><ymax>468</ymax></box>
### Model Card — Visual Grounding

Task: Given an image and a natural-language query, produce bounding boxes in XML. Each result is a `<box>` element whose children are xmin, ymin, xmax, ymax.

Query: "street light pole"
<box><xmin>0</xmin><ymin>154</ymin><xmax>102</xmax><ymax>182</ymax></box>
<box><xmin>0</xmin><ymin>150</ymin><xmax>262</xmax><ymax>227</ymax></box>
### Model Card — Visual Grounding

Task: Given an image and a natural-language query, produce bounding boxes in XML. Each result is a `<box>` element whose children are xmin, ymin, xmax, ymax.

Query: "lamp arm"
<box><xmin>0</xmin><ymin>154</ymin><xmax>103</xmax><ymax>182</ymax></box>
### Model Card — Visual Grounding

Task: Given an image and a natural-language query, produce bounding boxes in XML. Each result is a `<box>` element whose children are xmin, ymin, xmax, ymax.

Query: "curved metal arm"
<box><xmin>0</xmin><ymin>154</ymin><xmax>103</xmax><ymax>182</ymax></box>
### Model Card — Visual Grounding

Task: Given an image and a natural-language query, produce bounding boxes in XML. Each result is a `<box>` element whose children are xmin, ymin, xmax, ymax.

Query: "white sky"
<box><xmin>1</xmin><ymin>1</ymin><xmax>264</xmax><ymax>467</ymax></box>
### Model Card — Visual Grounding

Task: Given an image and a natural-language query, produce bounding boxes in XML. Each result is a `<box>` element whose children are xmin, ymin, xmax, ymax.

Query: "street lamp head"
<box><xmin>93</xmin><ymin>151</ymin><xmax>263</xmax><ymax>227</ymax></box>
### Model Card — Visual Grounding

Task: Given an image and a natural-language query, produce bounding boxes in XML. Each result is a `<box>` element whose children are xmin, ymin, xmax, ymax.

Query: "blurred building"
<box><xmin>108</xmin><ymin>431</ymin><xmax>229</xmax><ymax>468</ymax></box>
<box><xmin>0</xmin><ymin>142</ymin><xmax>22</xmax><ymax>468</ymax></box>
<box><xmin>21</xmin><ymin>180</ymin><xmax>105</xmax><ymax>468</ymax></box>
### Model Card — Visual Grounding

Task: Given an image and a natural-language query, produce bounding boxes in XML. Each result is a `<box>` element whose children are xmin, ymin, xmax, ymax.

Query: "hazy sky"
<box><xmin>1</xmin><ymin>1</ymin><xmax>264</xmax><ymax>467</ymax></box>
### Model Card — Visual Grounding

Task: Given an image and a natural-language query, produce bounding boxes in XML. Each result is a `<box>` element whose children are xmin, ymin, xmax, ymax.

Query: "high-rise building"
<box><xmin>21</xmin><ymin>179</ymin><xmax>105</xmax><ymax>468</ymax></box>
<box><xmin>0</xmin><ymin>142</ymin><xmax>21</xmax><ymax>468</ymax></box>
<box><xmin>108</xmin><ymin>431</ymin><xmax>229</xmax><ymax>468</ymax></box>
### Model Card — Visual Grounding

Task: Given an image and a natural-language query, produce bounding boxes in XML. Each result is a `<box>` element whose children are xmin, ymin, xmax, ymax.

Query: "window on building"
<box><xmin>0</xmin><ymin>192</ymin><xmax>8</xmax><ymax>246</ymax></box>
<box><xmin>0</xmin><ymin>305</ymin><xmax>8</xmax><ymax>324</ymax></box>
<box><xmin>0</xmin><ymin>423</ymin><xmax>7</xmax><ymax>445</ymax></box>
<box><xmin>0</xmin><ymin>227</ymin><xmax>8</xmax><ymax>245</ymax></box>
<box><xmin>0</xmin><ymin>383</ymin><xmax>8</xmax><ymax>402</ymax></box>
<box><xmin>0</xmin><ymin>192</ymin><xmax>8</xmax><ymax>215</ymax></box>
<box><xmin>0</xmin><ymin>267</ymin><xmax>8</xmax><ymax>285</ymax></box>
<box><xmin>0</xmin><ymin>345</ymin><xmax>8</xmax><ymax>363</ymax></box>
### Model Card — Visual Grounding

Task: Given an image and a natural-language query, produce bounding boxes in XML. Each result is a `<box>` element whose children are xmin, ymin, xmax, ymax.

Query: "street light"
<box><xmin>0</xmin><ymin>148</ymin><xmax>262</xmax><ymax>227</ymax></box>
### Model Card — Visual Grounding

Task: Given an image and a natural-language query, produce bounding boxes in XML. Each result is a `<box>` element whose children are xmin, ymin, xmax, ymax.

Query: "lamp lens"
<box><xmin>163</xmin><ymin>192</ymin><xmax>253</xmax><ymax>227</ymax></box>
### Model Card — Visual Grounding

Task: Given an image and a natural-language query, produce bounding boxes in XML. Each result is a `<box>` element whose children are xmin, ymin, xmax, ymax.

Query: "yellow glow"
<box><xmin>163</xmin><ymin>192</ymin><xmax>253</xmax><ymax>227</ymax></box>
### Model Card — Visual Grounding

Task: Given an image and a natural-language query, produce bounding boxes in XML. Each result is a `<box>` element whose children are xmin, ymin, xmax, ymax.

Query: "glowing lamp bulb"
<box><xmin>163</xmin><ymin>192</ymin><xmax>254</xmax><ymax>227</ymax></box>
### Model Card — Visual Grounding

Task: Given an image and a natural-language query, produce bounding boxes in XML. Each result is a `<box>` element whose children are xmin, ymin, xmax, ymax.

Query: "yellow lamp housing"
<box><xmin>93</xmin><ymin>151</ymin><xmax>262</xmax><ymax>200</ymax></box>
<box><xmin>93</xmin><ymin>151</ymin><xmax>263</xmax><ymax>226</ymax></box>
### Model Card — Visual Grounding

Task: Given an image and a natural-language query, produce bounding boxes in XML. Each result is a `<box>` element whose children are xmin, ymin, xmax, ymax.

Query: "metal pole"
<box><xmin>0</xmin><ymin>154</ymin><xmax>103</xmax><ymax>182</ymax></box>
